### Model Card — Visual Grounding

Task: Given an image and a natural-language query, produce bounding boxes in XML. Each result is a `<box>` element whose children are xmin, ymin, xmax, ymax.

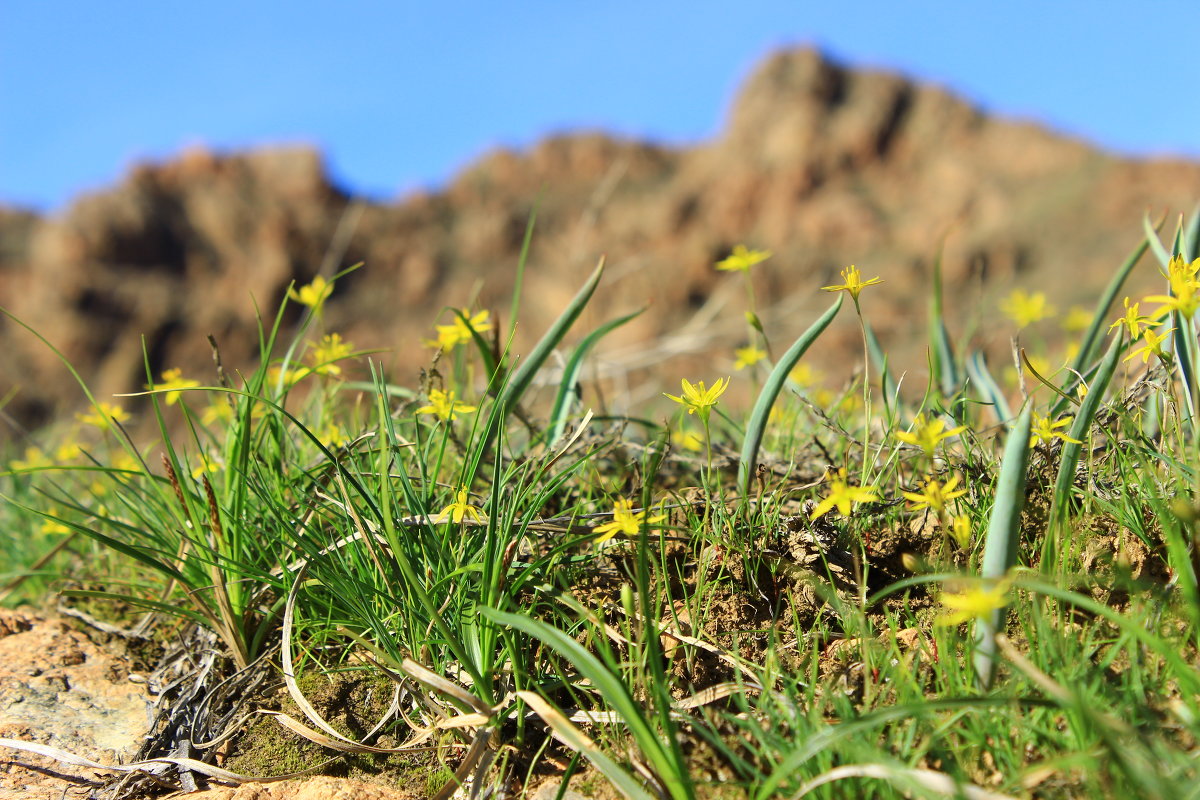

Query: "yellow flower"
<box><xmin>288</xmin><ymin>275</ymin><xmax>333</xmax><ymax>312</ymax></box>
<box><xmin>9</xmin><ymin>446</ymin><xmax>51</xmax><ymax>471</ymax></box>
<box><xmin>1108</xmin><ymin>297</ymin><xmax>1160</xmax><ymax>339</ymax></box>
<box><xmin>1146</xmin><ymin>256</ymin><xmax>1200</xmax><ymax>320</ymax></box>
<box><xmin>309</xmin><ymin>333</ymin><xmax>354</xmax><ymax>376</ymax></box>
<box><xmin>664</xmin><ymin>377</ymin><xmax>729</xmax><ymax>420</ymax></box>
<box><xmin>734</xmin><ymin>345</ymin><xmax>766</xmax><ymax>371</ymax></box>
<box><xmin>894</xmin><ymin>414</ymin><xmax>968</xmax><ymax>458</ymax></box>
<box><xmin>677</xmin><ymin>429</ymin><xmax>704</xmax><ymax>452</ymax></box>
<box><xmin>936</xmin><ymin>577</ymin><xmax>1013</xmax><ymax>626</ymax></box>
<box><xmin>810</xmin><ymin>468</ymin><xmax>878</xmax><ymax>520</ymax></box>
<box><xmin>111</xmin><ymin>453</ymin><xmax>141</xmax><ymax>473</ymax></box>
<box><xmin>1125</xmin><ymin>327</ymin><xmax>1173</xmax><ymax>365</ymax></box>
<box><xmin>1029</xmin><ymin>413</ymin><xmax>1082</xmax><ymax>448</ymax></box>
<box><xmin>593</xmin><ymin>498</ymin><xmax>668</xmax><ymax>543</ymax></box>
<box><xmin>55</xmin><ymin>442</ymin><xmax>83</xmax><ymax>462</ymax></box>
<box><xmin>949</xmin><ymin>516</ymin><xmax>972</xmax><ymax>549</ymax></box>
<box><xmin>201</xmin><ymin>401</ymin><xmax>235</xmax><ymax>426</ymax></box>
<box><xmin>789</xmin><ymin>363</ymin><xmax>824</xmax><ymax>387</ymax></box>
<box><xmin>1062</xmin><ymin>306</ymin><xmax>1092</xmax><ymax>333</ymax></box>
<box><xmin>434</xmin><ymin>488</ymin><xmax>485</xmax><ymax>524</ymax></box>
<box><xmin>147</xmin><ymin>367</ymin><xmax>200</xmax><ymax>406</ymax></box>
<box><xmin>315</xmin><ymin>422</ymin><xmax>348</xmax><ymax>449</ymax></box>
<box><xmin>716</xmin><ymin>244</ymin><xmax>772</xmax><ymax>272</ymax></box>
<box><xmin>268</xmin><ymin>364</ymin><xmax>307</xmax><ymax>388</ymax></box>
<box><xmin>426</xmin><ymin>309</ymin><xmax>493</xmax><ymax>351</ymax></box>
<box><xmin>902</xmin><ymin>474</ymin><xmax>968</xmax><ymax>513</ymax></box>
<box><xmin>76</xmin><ymin>402</ymin><xmax>131</xmax><ymax>430</ymax></box>
<box><xmin>822</xmin><ymin>265</ymin><xmax>883</xmax><ymax>300</ymax></box>
<box><xmin>191</xmin><ymin>456</ymin><xmax>221</xmax><ymax>480</ymax></box>
<box><xmin>1001</xmin><ymin>289</ymin><xmax>1055</xmax><ymax>328</ymax></box>
<box><xmin>416</xmin><ymin>388</ymin><xmax>477</xmax><ymax>422</ymax></box>
<box><xmin>39</xmin><ymin>519</ymin><xmax>71</xmax><ymax>535</ymax></box>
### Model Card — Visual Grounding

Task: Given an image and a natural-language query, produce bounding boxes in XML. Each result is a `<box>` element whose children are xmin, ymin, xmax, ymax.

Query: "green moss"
<box><xmin>224</xmin><ymin>666</ymin><xmax>459</xmax><ymax>791</ymax></box>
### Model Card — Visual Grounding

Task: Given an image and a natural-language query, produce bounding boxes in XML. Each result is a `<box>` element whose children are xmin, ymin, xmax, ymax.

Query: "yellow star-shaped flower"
<box><xmin>936</xmin><ymin>577</ymin><xmax>1013</xmax><ymax>626</ymax></box>
<box><xmin>416</xmin><ymin>388</ymin><xmax>477</xmax><ymax>422</ymax></box>
<box><xmin>894</xmin><ymin>414</ymin><xmax>968</xmax><ymax>458</ymax></box>
<box><xmin>593</xmin><ymin>498</ymin><xmax>667</xmax><ymax>543</ymax></box>
<box><xmin>810</xmin><ymin>468</ymin><xmax>878</xmax><ymax>520</ymax></box>
<box><xmin>664</xmin><ymin>377</ymin><xmax>729</xmax><ymax>420</ymax></box>
<box><xmin>1000</xmin><ymin>289</ymin><xmax>1055</xmax><ymax>327</ymax></box>
<box><xmin>148</xmin><ymin>368</ymin><xmax>200</xmax><ymax>406</ymax></box>
<box><xmin>902</xmin><ymin>474</ymin><xmax>968</xmax><ymax>513</ymax></box>
<box><xmin>716</xmin><ymin>245</ymin><xmax>772</xmax><ymax>272</ymax></box>
<box><xmin>288</xmin><ymin>275</ymin><xmax>333</xmax><ymax>312</ymax></box>
<box><xmin>434</xmin><ymin>488</ymin><xmax>485</xmax><ymax>524</ymax></box>
<box><xmin>76</xmin><ymin>402</ymin><xmax>131</xmax><ymax>431</ymax></box>
<box><xmin>822</xmin><ymin>265</ymin><xmax>883</xmax><ymax>301</ymax></box>
<box><xmin>1029</xmin><ymin>413</ymin><xmax>1082</xmax><ymax>448</ymax></box>
<box><xmin>734</xmin><ymin>346</ymin><xmax>766</xmax><ymax>370</ymax></box>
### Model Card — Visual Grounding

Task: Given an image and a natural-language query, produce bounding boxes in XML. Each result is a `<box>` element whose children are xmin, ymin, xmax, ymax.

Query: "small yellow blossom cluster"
<box><xmin>894</xmin><ymin>415</ymin><xmax>972</xmax><ymax>547</ymax></box>
<box><xmin>76</xmin><ymin>401</ymin><xmax>131</xmax><ymax>430</ymax></box>
<box><xmin>416</xmin><ymin>388</ymin><xmax>476</xmax><ymax>422</ymax></box>
<box><xmin>1001</xmin><ymin>289</ymin><xmax>1056</xmax><ymax>328</ymax></box>
<box><xmin>308</xmin><ymin>333</ymin><xmax>355</xmax><ymax>376</ymax></box>
<box><xmin>1103</xmin><ymin>254</ymin><xmax>1200</xmax><ymax>367</ymax></box>
<box><xmin>425</xmin><ymin>309</ymin><xmax>493</xmax><ymax>351</ymax></box>
<box><xmin>148</xmin><ymin>368</ymin><xmax>200</xmax><ymax>406</ymax></box>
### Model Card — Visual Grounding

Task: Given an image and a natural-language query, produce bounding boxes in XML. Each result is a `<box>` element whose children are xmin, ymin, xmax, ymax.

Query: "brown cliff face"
<box><xmin>2</xmin><ymin>47</ymin><xmax>1198</xmax><ymax>432</ymax></box>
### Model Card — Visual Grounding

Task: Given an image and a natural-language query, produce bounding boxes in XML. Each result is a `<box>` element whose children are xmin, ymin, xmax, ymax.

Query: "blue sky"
<box><xmin>2</xmin><ymin>1</ymin><xmax>1198</xmax><ymax>212</ymax></box>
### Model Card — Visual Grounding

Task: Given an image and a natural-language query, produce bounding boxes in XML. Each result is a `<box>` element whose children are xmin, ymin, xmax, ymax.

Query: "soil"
<box><xmin>0</xmin><ymin>607</ymin><xmax>152</xmax><ymax>799</ymax></box>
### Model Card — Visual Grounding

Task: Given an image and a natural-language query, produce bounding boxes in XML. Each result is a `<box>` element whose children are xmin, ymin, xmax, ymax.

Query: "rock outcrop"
<box><xmin>2</xmin><ymin>47</ymin><xmax>1198</xmax><ymax>432</ymax></box>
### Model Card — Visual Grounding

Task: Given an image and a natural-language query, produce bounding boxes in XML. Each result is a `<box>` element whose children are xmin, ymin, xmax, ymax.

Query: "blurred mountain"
<box><xmin>2</xmin><ymin>47</ymin><xmax>1199</xmax><ymax>432</ymax></box>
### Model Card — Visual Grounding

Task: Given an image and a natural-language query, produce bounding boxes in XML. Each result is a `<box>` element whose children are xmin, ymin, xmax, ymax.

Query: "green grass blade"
<box><xmin>516</xmin><ymin>691</ymin><xmax>657</xmax><ymax>800</ymax></box>
<box><xmin>738</xmin><ymin>295</ymin><xmax>843</xmax><ymax>495</ymax></box>
<box><xmin>863</xmin><ymin>317</ymin><xmax>898</xmax><ymax>414</ymax></box>
<box><xmin>497</xmin><ymin>258</ymin><xmax>605</xmax><ymax>423</ymax></box>
<box><xmin>1184</xmin><ymin>206</ymin><xmax>1200</xmax><ymax>261</ymax></box>
<box><xmin>1057</xmin><ymin>231</ymin><xmax>1150</xmax><ymax>409</ymax></box>
<box><xmin>929</xmin><ymin>251</ymin><xmax>961</xmax><ymax>398</ymax></box>
<box><xmin>973</xmin><ymin>403</ymin><xmax>1032</xmax><ymax>689</ymax></box>
<box><xmin>1051</xmin><ymin>335</ymin><xmax>1122</xmax><ymax>527</ymax></box>
<box><xmin>547</xmin><ymin>307</ymin><xmax>645</xmax><ymax>445</ymax></box>
<box><xmin>1143</xmin><ymin>211</ymin><xmax>1172</xmax><ymax>269</ymax></box>
<box><xmin>482</xmin><ymin>606</ymin><xmax>690</xmax><ymax>800</ymax></box>
<box><xmin>965</xmin><ymin>352</ymin><xmax>1012</xmax><ymax>424</ymax></box>
<box><xmin>507</xmin><ymin>204</ymin><xmax>538</xmax><ymax>344</ymax></box>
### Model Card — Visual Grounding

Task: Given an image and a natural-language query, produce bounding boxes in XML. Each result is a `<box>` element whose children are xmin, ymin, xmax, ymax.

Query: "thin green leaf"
<box><xmin>966</xmin><ymin>352</ymin><xmax>1012</xmax><ymax>424</ymax></box>
<box><xmin>482</xmin><ymin>606</ymin><xmax>691</xmax><ymax>800</ymax></box>
<box><xmin>738</xmin><ymin>295</ymin><xmax>843</xmax><ymax>495</ymax></box>
<box><xmin>517</xmin><ymin>691</ymin><xmax>657</xmax><ymax>800</ymax></box>
<box><xmin>929</xmin><ymin>251</ymin><xmax>960</xmax><ymax>399</ymax></box>
<box><xmin>973</xmin><ymin>403</ymin><xmax>1033</xmax><ymax>689</ymax></box>
<box><xmin>547</xmin><ymin>308</ymin><xmax>645</xmax><ymax>445</ymax></box>
<box><xmin>1051</xmin><ymin>335</ymin><xmax>1123</xmax><ymax>527</ymax></box>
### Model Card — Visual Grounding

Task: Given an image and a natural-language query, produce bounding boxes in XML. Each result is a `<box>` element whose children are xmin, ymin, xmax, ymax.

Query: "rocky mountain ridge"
<box><xmin>2</xmin><ymin>47</ymin><xmax>1199</xmax><ymax>434</ymax></box>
